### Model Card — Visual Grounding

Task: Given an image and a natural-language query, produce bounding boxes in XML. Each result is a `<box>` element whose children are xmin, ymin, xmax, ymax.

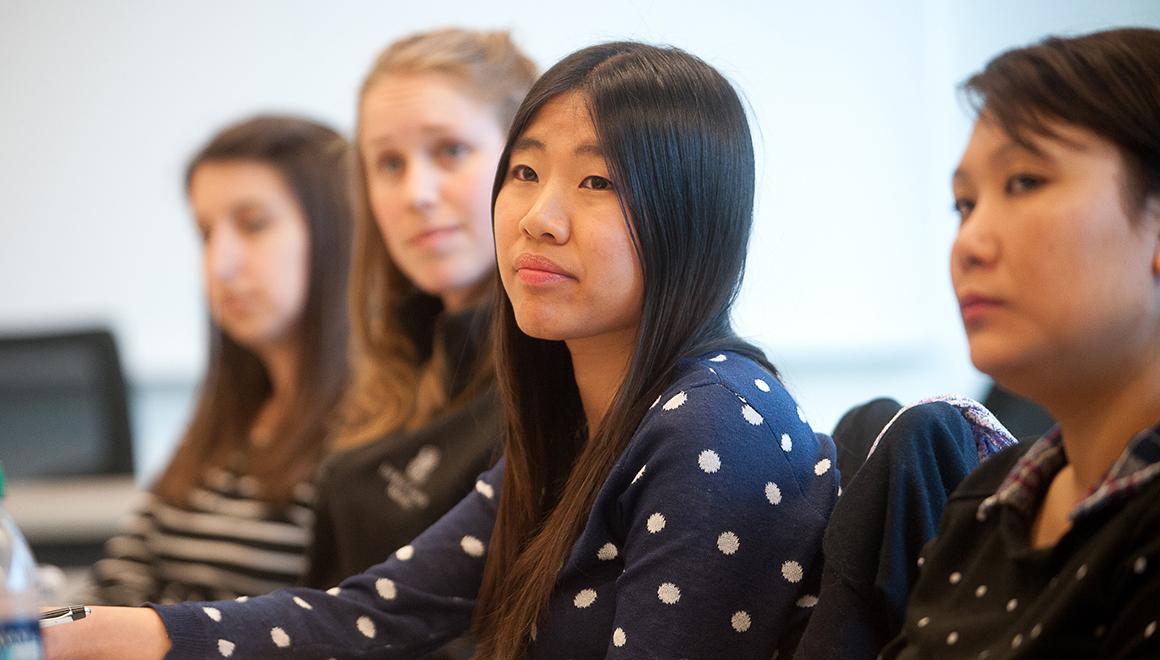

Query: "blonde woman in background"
<box><xmin>303</xmin><ymin>29</ymin><xmax>536</xmax><ymax>593</ymax></box>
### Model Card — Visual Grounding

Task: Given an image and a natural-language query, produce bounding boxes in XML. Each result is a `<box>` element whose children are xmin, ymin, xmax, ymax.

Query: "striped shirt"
<box><xmin>92</xmin><ymin>457</ymin><xmax>315</xmax><ymax>605</ymax></box>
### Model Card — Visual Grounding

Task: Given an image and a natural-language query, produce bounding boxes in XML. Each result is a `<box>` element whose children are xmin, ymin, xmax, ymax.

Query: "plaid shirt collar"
<box><xmin>979</xmin><ymin>421</ymin><xmax>1160</xmax><ymax>523</ymax></box>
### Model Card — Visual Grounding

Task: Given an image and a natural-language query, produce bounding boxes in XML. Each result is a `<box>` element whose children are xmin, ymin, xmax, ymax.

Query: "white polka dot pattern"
<box><xmin>461</xmin><ymin>535</ymin><xmax>485</xmax><ymax>557</ymax></box>
<box><xmin>632</xmin><ymin>465</ymin><xmax>647</xmax><ymax>484</ymax></box>
<box><xmin>475</xmin><ymin>480</ymin><xmax>494</xmax><ymax>499</ymax></box>
<box><xmin>217</xmin><ymin>639</ymin><xmax>235</xmax><ymax>657</ymax></box>
<box><xmin>574</xmin><ymin>589</ymin><xmax>597</xmax><ymax>608</ymax></box>
<box><xmin>742</xmin><ymin>404</ymin><xmax>763</xmax><ymax>426</ymax></box>
<box><xmin>376</xmin><ymin>578</ymin><xmax>397</xmax><ymax>600</ymax></box>
<box><xmin>203</xmin><ymin>606</ymin><xmax>221</xmax><ymax>622</ymax></box>
<box><xmin>782</xmin><ymin>560</ymin><xmax>804</xmax><ymax>583</ymax></box>
<box><xmin>663</xmin><ymin>392</ymin><xmax>688</xmax><ymax>411</ymax></box>
<box><xmin>326</xmin><ymin>587</ymin><xmax>341</xmax><ymax>596</ymax></box>
<box><xmin>765</xmin><ymin>482</ymin><xmax>782</xmax><ymax>505</ymax></box>
<box><xmin>698</xmin><ymin>450</ymin><xmax>722</xmax><ymax>473</ymax></box>
<box><xmin>658</xmin><ymin>582</ymin><xmax>681</xmax><ymax>604</ymax></box>
<box><xmin>717</xmin><ymin>531</ymin><xmax>740</xmax><ymax>555</ymax></box>
<box><xmin>647</xmin><ymin>513</ymin><xmax>666</xmax><ymax>533</ymax></box>
<box><xmin>709</xmin><ymin>354</ymin><xmax>728</xmax><ymax>362</ymax></box>
<box><xmin>270</xmin><ymin>627</ymin><xmax>290</xmax><ymax>648</ymax></box>
<box><xmin>731</xmin><ymin>611</ymin><xmax>752</xmax><ymax>632</ymax></box>
<box><xmin>153</xmin><ymin>355</ymin><xmax>840</xmax><ymax>660</ymax></box>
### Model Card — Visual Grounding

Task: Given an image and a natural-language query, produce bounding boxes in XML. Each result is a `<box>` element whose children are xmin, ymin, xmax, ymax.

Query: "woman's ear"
<box><xmin>1150</xmin><ymin>195</ymin><xmax>1160</xmax><ymax>276</ymax></box>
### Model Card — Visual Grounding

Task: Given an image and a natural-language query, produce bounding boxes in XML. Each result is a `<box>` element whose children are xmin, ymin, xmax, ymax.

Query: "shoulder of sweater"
<box><xmin>629</xmin><ymin>351</ymin><xmax>809</xmax><ymax>462</ymax></box>
<box><xmin>947</xmin><ymin>440</ymin><xmax>1034</xmax><ymax>502</ymax></box>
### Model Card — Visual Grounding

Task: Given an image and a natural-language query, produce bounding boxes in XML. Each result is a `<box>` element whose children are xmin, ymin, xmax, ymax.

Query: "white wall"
<box><xmin>1</xmin><ymin>1</ymin><xmax>1157</xmax><ymax>480</ymax></box>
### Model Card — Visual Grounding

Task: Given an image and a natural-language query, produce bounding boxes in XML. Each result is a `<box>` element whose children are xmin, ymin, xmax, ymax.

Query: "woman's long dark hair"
<box><xmin>473</xmin><ymin>42</ymin><xmax>775</xmax><ymax>657</ymax></box>
<box><xmin>153</xmin><ymin>115</ymin><xmax>353</xmax><ymax>508</ymax></box>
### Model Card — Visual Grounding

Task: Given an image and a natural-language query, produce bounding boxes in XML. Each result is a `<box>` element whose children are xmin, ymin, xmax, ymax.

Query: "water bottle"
<box><xmin>0</xmin><ymin>464</ymin><xmax>44</xmax><ymax>660</ymax></box>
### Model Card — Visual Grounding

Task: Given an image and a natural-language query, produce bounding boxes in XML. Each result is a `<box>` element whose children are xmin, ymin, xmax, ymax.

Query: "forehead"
<box><xmin>955</xmin><ymin>116</ymin><xmax>1123</xmax><ymax>180</ymax></box>
<box><xmin>189</xmin><ymin>160</ymin><xmax>289</xmax><ymax>201</ymax></box>
<box><xmin>359</xmin><ymin>72</ymin><xmax>498</xmax><ymax>143</ymax></box>
<box><xmin>518</xmin><ymin>92</ymin><xmax>598</xmax><ymax>146</ymax></box>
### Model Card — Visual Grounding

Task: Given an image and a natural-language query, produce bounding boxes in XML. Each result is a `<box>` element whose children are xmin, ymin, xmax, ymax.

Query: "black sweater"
<box><xmin>304</xmin><ymin>308</ymin><xmax>500</xmax><ymax>590</ymax></box>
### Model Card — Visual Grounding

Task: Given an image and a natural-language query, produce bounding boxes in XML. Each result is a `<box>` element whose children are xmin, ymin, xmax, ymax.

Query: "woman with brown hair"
<box><xmin>91</xmin><ymin>115</ymin><xmax>353</xmax><ymax>604</ymax></box>
<box><xmin>302</xmin><ymin>28</ymin><xmax>538</xmax><ymax>590</ymax></box>
<box><xmin>45</xmin><ymin>41</ymin><xmax>837</xmax><ymax>659</ymax></box>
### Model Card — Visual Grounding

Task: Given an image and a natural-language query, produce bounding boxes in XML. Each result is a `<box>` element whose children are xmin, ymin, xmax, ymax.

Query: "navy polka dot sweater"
<box><xmin>152</xmin><ymin>352</ymin><xmax>839</xmax><ymax>658</ymax></box>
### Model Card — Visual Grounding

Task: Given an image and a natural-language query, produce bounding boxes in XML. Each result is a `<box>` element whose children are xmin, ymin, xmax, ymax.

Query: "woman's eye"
<box><xmin>1005</xmin><ymin>174</ymin><xmax>1044</xmax><ymax>194</ymax></box>
<box><xmin>238</xmin><ymin>216</ymin><xmax>269</xmax><ymax>235</ymax></box>
<box><xmin>376</xmin><ymin>154</ymin><xmax>404</xmax><ymax>174</ymax></box>
<box><xmin>952</xmin><ymin>197</ymin><xmax>975</xmax><ymax>222</ymax></box>
<box><xmin>511</xmin><ymin>164</ymin><xmax>538</xmax><ymax>182</ymax></box>
<box><xmin>580</xmin><ymin>175</ymin><xmax>614</xmax><ymax>191</ymax></box>
<box><xmin>435</xmin><ymin>142</ymin><xmax>471</xmax><ymax>163</ymax></box>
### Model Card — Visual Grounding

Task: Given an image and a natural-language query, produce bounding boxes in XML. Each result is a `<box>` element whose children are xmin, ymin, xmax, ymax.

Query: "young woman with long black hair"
<box><xmin>45</xmin><ymin>42</ymin><xmax>838</xmax><ymax>660</ymax></box>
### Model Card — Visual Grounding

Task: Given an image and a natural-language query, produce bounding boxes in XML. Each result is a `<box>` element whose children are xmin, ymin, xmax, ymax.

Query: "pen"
<box><xmin>39</xmin><ymin>605</ymin><xmax>91</xmax><ymax>628</ymax></box>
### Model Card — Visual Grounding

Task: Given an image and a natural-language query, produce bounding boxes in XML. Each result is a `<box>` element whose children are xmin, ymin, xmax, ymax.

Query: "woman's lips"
<box><xmin>514</xmin><ymin>253</ymin><xmax>574</xmax><ymax>286</ymax></box>
<box><xmin>958</xmin><ymin>293</ymin><xmax>1004</xmax><ymax>325</ymax></box>
<box><xmin>409</xmin><ymin>226</ymin><xmax>461</xmax><ymax>249</ymax></box>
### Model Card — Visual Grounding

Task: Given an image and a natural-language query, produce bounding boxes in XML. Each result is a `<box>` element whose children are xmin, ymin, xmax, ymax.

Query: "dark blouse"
<box><xmin>153</xmin><ymin>351</ymin><xmax>839</xmax><ymax>658</ymax></box>
<box><xmin>882</xmin><ymin>422</ymin><xmax>1160</xmax><ymax>659</ymax></box>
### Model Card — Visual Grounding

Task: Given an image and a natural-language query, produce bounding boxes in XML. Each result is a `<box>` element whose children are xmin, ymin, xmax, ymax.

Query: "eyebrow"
<box><xmin>952</xmin><ymin>140</ymin><xmax>1056</xmax><ymax>183</ymax></box>
<box><xmin>510</xmin><ymin>137</ymin><xmax>604</xmax><ymax>158</ymax></box>
<box><xmin>510</xmin><ymin>137</ymin><xmax>543</xmax><ymax>153</ymax></box>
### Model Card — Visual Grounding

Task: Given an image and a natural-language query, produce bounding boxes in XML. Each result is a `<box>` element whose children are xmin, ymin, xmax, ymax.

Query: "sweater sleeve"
<box><xmin>150</xmin><ymin>462</ymin><xmax>503</xmax><ymax>659</ymax></box>
<box><xmin>604</xmin><ymin>379</ymin><xmax>838</xmax><ymax>658</ymax></box>
<box><xmin>91</xmin><ymin>498</ymin><xmax>161</xmax><ymax>605</ymax></box>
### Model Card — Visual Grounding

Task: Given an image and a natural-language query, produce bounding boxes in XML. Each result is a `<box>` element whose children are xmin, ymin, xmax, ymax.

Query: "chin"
<box><xmin>511</xmin><ymin>309</ymin><xmax>567</xmax><ymax>342</ymax></box>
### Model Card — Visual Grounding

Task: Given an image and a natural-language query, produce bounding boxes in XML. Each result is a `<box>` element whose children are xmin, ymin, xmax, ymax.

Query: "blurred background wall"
<box><xmin>1</xmin><ymin>0</ymin><xmax>1157</xmax><ymax>483</ymax></box>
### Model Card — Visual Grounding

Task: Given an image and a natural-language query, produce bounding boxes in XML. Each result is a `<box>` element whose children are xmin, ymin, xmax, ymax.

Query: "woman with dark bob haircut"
<box><xmin>879</xmin><ymin>27</ymin><xmax>1160</xmax><ymax>659</ymax></box>
<box><xmin>44</xmin><ymin>42</ymin><xmax>838</xmax><ymax>659</ymax></box>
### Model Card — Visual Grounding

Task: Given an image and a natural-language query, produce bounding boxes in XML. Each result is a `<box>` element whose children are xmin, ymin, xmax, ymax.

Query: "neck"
<box><xmin>566</xmin><ymin>329</ymin><xmax>636</xmax><ymax>441</ymax></box>
<box><xmin>251</xmin><ymin>338</ymin><xmax>301</xmax><ymax>441</ymax></box>
<box><xmin>1039</xmin><ymin>349</ymin><xmax>1160</xmax><ymax>490</ymax></box>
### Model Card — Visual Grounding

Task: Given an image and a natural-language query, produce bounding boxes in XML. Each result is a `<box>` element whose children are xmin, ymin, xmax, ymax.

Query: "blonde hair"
<box><xmin>334</xmin><ymin>28</ymin><xmax>537</xmax><ymax>449</ymax></box>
